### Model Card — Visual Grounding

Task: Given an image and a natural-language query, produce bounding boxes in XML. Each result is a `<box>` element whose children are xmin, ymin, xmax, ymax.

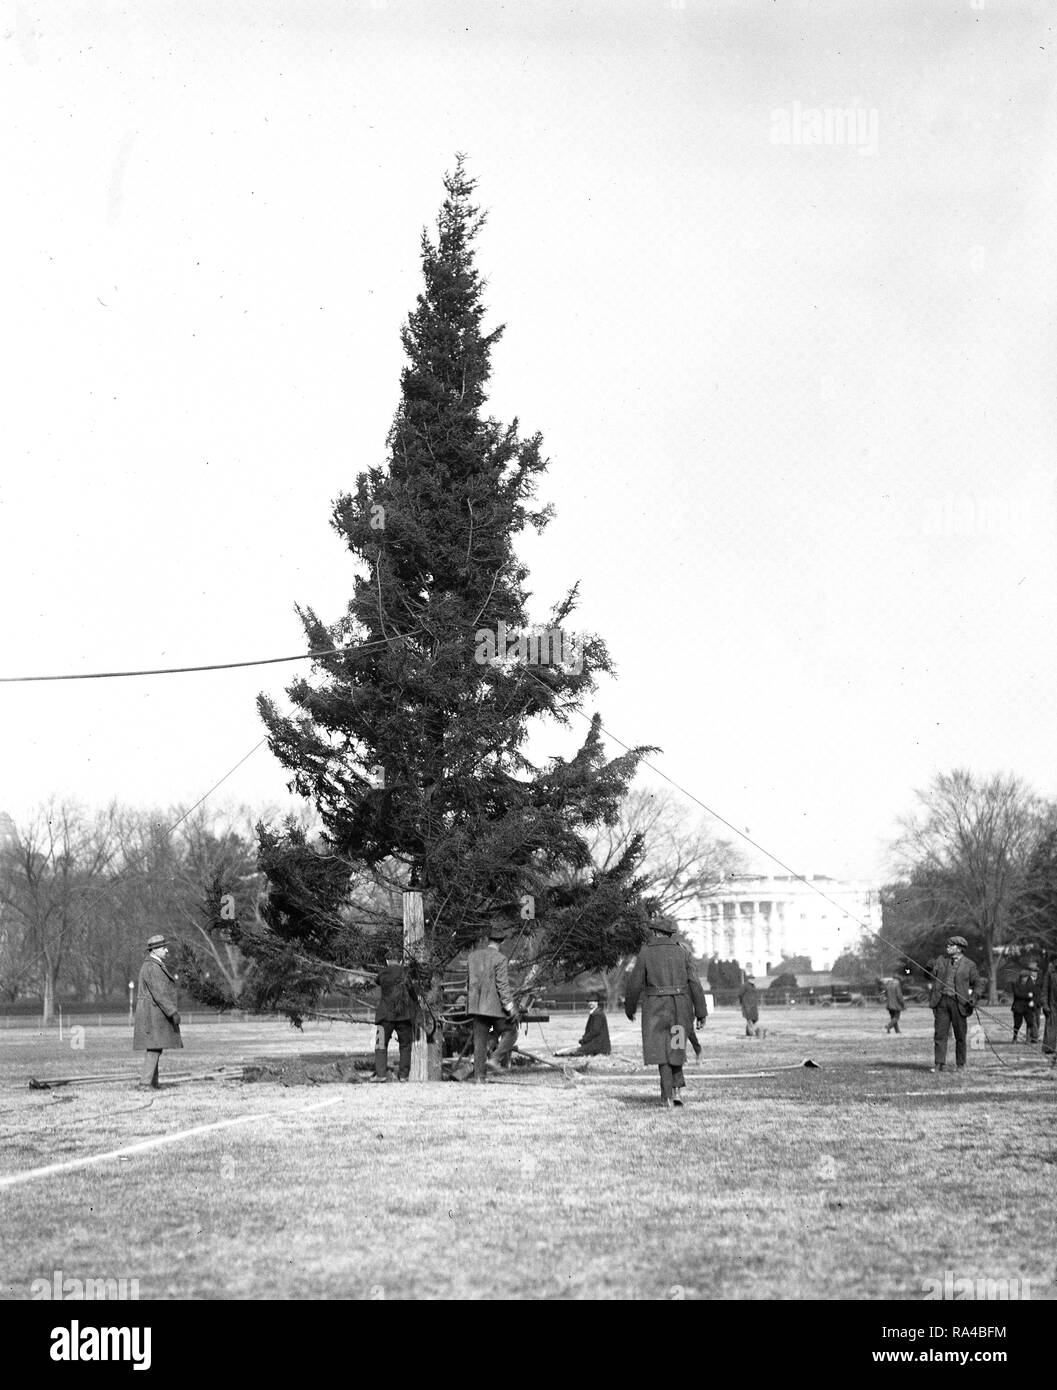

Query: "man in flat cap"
<box><xmin>133</xmin><ymin>934</ymin><xmax>183</xmax><ymax>1089</ymax></box>
<box><xmin>465</xmin><ymin>923</ymin><xmax>518</xmax><ymax>1083</ymax></box>
<box><xmin>927</xmin><ymin>935</ymin><xmax>980</xmax><ymax>1072</ymax></box>
<box><xmin>625</xmin><ymin>917</ymin><xmax>707</xmax><ymax>1108</ymax></box>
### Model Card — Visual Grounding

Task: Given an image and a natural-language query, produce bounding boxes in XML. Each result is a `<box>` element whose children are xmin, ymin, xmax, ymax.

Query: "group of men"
<box><xmin>879</xmin><ymin>936</ymin><xmax>1057</xmax><ymax>1070</ymax></box>
<box><xmin>131</xmin><ymin>923</ymin><xmax>1057</xmax><ymax>1099</ymax></box>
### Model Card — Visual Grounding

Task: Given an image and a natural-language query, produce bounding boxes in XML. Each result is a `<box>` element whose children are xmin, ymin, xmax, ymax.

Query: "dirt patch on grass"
<box><xmin>243</xmin><ymin>1053</ymin><xmax>368</xmax><ymax>1086</ymax></box>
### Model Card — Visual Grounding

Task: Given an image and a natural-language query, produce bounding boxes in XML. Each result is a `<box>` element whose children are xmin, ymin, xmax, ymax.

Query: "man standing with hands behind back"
<box><xmin>928</xmin><ymin>934</ymin><xmax>980</xmax><ymax>1073</ymax></box>
<box><xmin>133</xmin><ymin>933</ymin><xmax>183</xmax><ymax>1090</ymax></box>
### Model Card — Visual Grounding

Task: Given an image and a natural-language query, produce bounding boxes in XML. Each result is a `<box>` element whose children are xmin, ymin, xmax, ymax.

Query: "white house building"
<box><xmin>691</xmin><ymin>873</ymin><xmax>882</xmax><ymax>975</ymax></box>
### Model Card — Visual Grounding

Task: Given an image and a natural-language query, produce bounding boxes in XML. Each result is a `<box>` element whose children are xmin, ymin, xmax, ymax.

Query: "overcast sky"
<box><xmin>2</xmin><ymin>0</ymin><xmax>1055</xmax><ymax>883</ymax></box>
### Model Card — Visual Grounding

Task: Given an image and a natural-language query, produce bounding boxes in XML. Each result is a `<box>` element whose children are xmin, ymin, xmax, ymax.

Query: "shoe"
<box><xmin>672</xmin><ymin>1093</ymin><xmax>684</xmax><ymax>1107</ymax></box>
<box><xmin>930</xmin><ymin>1065</ymin><xmax>945</xmax><ymax>1072</ymax></box>
<box><xmin>369</xmin><ymin>1075</ymin><xmax>389</xmax><ymax>1083</ymax></box>
<box><xmin>397</xmin><ymin>1077</ymin><xmax>409</xmax><ymax>1084</ymax></box>
<box><xmin>662</xmin><ymin>1097</ymin><xmax>673</xmax><ymax>1109</ymax></box>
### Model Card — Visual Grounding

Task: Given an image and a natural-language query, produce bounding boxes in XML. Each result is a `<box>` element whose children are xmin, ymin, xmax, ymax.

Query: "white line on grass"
<box><xmin>0</xmin><ymin>1095</ymin><xmax>346</xmax><ymax>1193</ymax></box>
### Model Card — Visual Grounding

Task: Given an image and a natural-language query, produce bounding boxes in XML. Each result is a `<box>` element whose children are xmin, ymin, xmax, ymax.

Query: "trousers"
<box><xmin>472</xmin><ymin>1015</ymin><xmax>518</xmax><ymax>1080</ymax></box>
<box><xmin>140</xmin><ymin>1050</ymin><xmax>162</xmax><ymax>1086</ymax></box>
<box><xmin>374</xmin><ymin>1020</ymin><xmax>413</xmax><ymax>1079</ymax></box>
<box><xmin>933</xmin><ymin>998</ymin><xmax>968</xmax><ymax>1067</ymax></box>
<box><xmin>886</xmin><ymin>1008</ymin><xmax>902</xmax><ymax>1033</ymax></box>
<box><xmin>658</xmin><ymin>1062</ymin><xmax>685</xmax><ymax>1101</ymax></box>
<box><xmin>1012</xmin><ymin>1008</ymin><xmax>1039</xmax><ymax>1043</ymax></box>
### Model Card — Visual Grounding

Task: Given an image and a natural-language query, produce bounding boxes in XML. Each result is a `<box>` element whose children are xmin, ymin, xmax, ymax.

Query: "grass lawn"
<box><xmin>0</xmin><ymin>1003</ymin><xmax>1054</xmax><ymax>1300</ymax></box>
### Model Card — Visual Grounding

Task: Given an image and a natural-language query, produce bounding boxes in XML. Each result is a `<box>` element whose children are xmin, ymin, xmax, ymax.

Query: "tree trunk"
<box><xmin>404</xmin><ymin>889</ymin><xmax>441</xmax><ymax>1081</ymax></box>
<box><xmin>987</xmin><ymin>948</ymin><xmax>999</xmax><ymax>1006</ymax></box>
<box><xmin>602</xmin><ymin>959</ymin><xmax>629</xmax><ymax>1011</ymax></box>
<box><xmin>41</xmin><ymin>966</ymin><xmax>55</xmax><ymax>1024</ymax></box>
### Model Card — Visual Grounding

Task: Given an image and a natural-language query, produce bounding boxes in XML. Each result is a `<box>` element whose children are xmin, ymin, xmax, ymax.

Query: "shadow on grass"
<box><xmin>865</xmin><ymin>1060</ymin><xmax>941</xmax><ymax>1073</ymax></box>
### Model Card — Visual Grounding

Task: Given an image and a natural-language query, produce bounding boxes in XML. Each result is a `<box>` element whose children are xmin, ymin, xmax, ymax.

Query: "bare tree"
<box><xmin>893</xmin><ymin>769</ymin><xmax>1045</xmax><ymax>1002</ymax></box>
<box><xmin>588</xmin><ymin>787</ymin><xmax>746</xmax><ymax>1006</ymax></box>
<box><xmin>0</xmin><ymin>800</ymin><xmax>120</xmax><ymax>1020</ymax></box>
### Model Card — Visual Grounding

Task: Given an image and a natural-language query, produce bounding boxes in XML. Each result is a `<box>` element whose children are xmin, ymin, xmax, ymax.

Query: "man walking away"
<box><xmin>466</xmin><ymin>924</ymin><xmax>518</xmax><ymax>1082</ymax></box>
<box><xmin>739</xmin><ymin>974</ymin><xmax>761</xmax><ymax>1038</ymax></box>
<box><xmin>133</xmin><ymin>934</ymin><xmax>183</xmax><ymax>1090</ymax></box>
<box><xmin>372</xmin><ymin>954</ymin><xmax>415</xmax><ymax>1082</ymax></box>
<box><xmin>883</xmin><ymin>976</ymin><xmax>905</xmax><ymax>1033</ymax></box>
<box><xmin>1010</xmin><ymin>967</ymin><xmax>1038</xmax><ymax>1045</ymax></box>
<box><xmin>928</xmin><ymin>935</ymin><xmax>980</xmax><ymax>1072</ymax></box>
<box><xmin>625</xmin><ymin>918</ymin><xmax>707</xmax><ymax>1108</ymax></box>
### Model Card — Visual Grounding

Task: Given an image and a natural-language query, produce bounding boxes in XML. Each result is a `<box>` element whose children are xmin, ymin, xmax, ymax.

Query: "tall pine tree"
<box><xmin>219</xmin><ymin>160</ymin><xmax>653</xmax><ymax>1018</ymax></box>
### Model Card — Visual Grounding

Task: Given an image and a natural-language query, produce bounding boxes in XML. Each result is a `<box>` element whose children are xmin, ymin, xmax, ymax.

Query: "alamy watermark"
<box><xmin>920</xmin><ymin>1270</ymin><xmax>1030</xmax><ymax>1300</ymax></box>
<box><xmin>770</xmin><ymin>102</ymin><xmax>879</xmax><ymax>156</ymax></box>
<box><xmin>31</xmin><ymin>1269</ymin><xmax>140</xmax><ymax>1300</ymax></box>
<box><xmin>474</xmin><ymin>621</ymin><xmax>582</xmax><ymax>674</ymax></box>
<box><xmin>921</xmin><ymin>492</ymin><xmax>1032</xmax><ymax>539</ymax></box>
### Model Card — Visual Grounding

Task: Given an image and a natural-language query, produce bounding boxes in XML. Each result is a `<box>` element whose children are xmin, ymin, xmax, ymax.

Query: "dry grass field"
<box><xmin>1</xmin><ymin>1003</ymin><xmax>1054</xmax><ymax>1301</ymax></box>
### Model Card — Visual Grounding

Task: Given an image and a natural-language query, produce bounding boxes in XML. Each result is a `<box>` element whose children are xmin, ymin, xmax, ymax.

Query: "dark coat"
<box><xmin>374</xmin><ymin>965</ymin><xmax>414</xmax><ymax>1022</ymax></box>
<box><xmin>1041</xmin><ymin>964</ymin><xmax>1057</xmax><ymax>1055</ymax></box>
<box><xmin>466</xmin><ymin>944</ymin><xmax>514</xmax><ymax>1019</ymax></box>
<box><xmin>133</xmin><ymin>956</ymin><xmax>183</xmax><ymax>1051</ymax></box>
<box><xmin>883</xmin><ymin>979</ymin><xmax>905</xmax><ymax>1011</ymax></box>
<box><xmin>927</xmin><ymin>953</ymin><xmax>980</xmax><ymax>1016</ymax></box>
<box><xmin>578</xmin><ymin>1009</ymin><xmax>611</xmax><ymax>1056</ymax></box>
<box><xmin>739</xmin><ymin>982</ymin><xmax>760</xmax><ymax>1022</ymax></box>
<box><xmin>625</xmin><ymin>936</ymin><xmax>707</xmax><ymax>1066</ymax></box>
<box><xmin>1011</xmin><ymin>972</ymin><xmax>1036</xmax><ymax>1015</ymax></box>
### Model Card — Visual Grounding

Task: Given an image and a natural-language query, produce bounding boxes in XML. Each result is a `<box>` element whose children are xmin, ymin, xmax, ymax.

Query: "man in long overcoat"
<box><xmin>372</xmin><ymin>954</ymin><xmax>415</xmax><ymax>1082</ymax></box>
<box><xmin>927</xmin><ymin>935</ymin><xmax>980</xmax><ymax>1072</ymax></box>
<box><xmin>465</xmin><ymin>925</ymin><xmax>518</xmax><ymax>1082</ymax></box>
<box><xmin>133</xmin><ymin>933</ymin><xmax>183</xmax><ymax>1089</ymax></box>
<box><xmin>1040</xmin><ymin>956</ymin><xmax>1057</xmax><ymax>1059</ymax></box>
<box><xmin>739</xmin><ymin>975</ymin><xmax>761</xmax><ymax>1037</ymax></box>
<box><xmin>625</xmin><ymin>920</ymin><xmax>707</xmax><ymax>1107</ymax></box>
<box><xmin>1011</xmin><ymin>968</ymin><xmax>1038</xmax><ymax>1044</ymax></box>
<box><xmin>882</xmin><ymin>976</ymin><xmax>905</xmax><ymax>1034</ymax></box>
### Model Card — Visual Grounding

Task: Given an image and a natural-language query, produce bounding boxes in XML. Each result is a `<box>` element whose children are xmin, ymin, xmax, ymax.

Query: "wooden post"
<box><xmin>403</xmin><ymin>888</ymin><xmax>442</xmax><ymax>1082</ymax></box>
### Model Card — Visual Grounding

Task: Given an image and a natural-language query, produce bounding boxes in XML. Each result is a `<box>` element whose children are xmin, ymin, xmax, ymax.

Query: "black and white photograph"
<box><xmin>1</xmin><ymin>0</ymin><xmax>1055</xmax><ymax>1346</ymax></box>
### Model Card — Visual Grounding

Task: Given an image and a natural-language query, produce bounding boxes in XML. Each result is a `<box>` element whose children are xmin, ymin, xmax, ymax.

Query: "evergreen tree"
<box><xmin>224</xmin><ymin>159</ymin><xmax>651</xmax><ymax>1019</ymax></box>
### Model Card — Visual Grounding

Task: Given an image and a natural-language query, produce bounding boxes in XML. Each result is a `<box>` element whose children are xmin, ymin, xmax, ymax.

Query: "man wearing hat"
<box><xmin>927</xmin><ymin>935</ymin><xmax>980</xmax><ymax>1072</ymax></box>
<box><xmin>554</xmin><ymin>996</ymin><xmax>612</xmax><ymax>1057</ymax></box>
<box><xmin>624</xmin><ymin>917</ymin><xmax>708</xmax><ymax>1108</ymax></box>
<box><xmin>133</xmin><ymin>934</ymin><xmax>183</xmax><ymax>1089</ymax></box>
<box><xmin>465</xmin><ymin>923</ymin><xmax>518</xmax><ymax>1083</ymax></box>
